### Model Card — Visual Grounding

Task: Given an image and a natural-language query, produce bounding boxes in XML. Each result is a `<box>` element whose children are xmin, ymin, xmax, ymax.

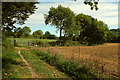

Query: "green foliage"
<box><xmin>2</xmin><ymin>30</ymin><xmax>14</xmax><ymax>38</ymax></box>
<box><xmin>63</xmin><ymin>41</ymin><xmax>81</xmax><ymax>46</ymax></box>
<box><xmin>84</xmin><ymin>1</ymin><xmax>98</xmax><ymax>10</ymax></box>
<box><xmin>27</xmin><ymin>34</ymin><xmax>34</xmax><ymax>39</ymax></box>
<box><xmin>2</xmin><ymin>49</ymin><xmax>32</xmax><ymax>78</ymax></box>
<box><xmin>14</xmin><ymin>27</ymin><xmax>24</xmax><ymax>38</ymax></box>
<box><xmin>32</xmin><ymin>49</ymin><xmax>102</xmax><ymax>79</ymax></box>
<box><xmin>106</xmin><ymin>29</ymin><xmax>120</xmax><ymax>43</ymax></box>
<box><xmin>44</xmin><ymin>31</ymin><xmax>51</xmax><ymax>39</ymax></box>
<box><xmin>21</xmin><ymin>49</ymin><xmax>69</xmax><ymax>78</ymax></box>
<box><xmin>5</xmin><ymin>27</ymin><xmax>35</xmax><ymax>38</ymax></box>
<box><xmin>2</xmin><ymin>36</ymin><xmax>15</xmax><ymax>53</ymax></box>
<box><xmin>44</xmin><ymin>5</ymin><xmax>75</xmax><ymax>44</ymax></box>
<box><xmin>22</xmin><ymin>26</ymin><xmax>31</xmax><ymax>37</ymax></box>
<box><xmin>110</xmin><ymin>28</ymin><xmax>120</xmax><ymax>35</ymax></box>
<box><xmin>9</xmin><ymin>38</ymin><xmax>57</xmax><ymax>47</ymax></box>
<box><xmin>31</xmin><ymin>40</ymin><xmax>50</xmax><ymax>47</ymax></box>
<box><xmin>33</xmin><ymin>30</ymin><xmax>43</xmax><ymax>39</ymax></box>
<box><xmin>45</xmin><ymin>31</ymin><xmax>51</xmax><ymax>38</ymax></box>
<box><xmin>75</xmin><ymin>13</ymin><xmax>110</xmax><ymax>45</ymax></box>
<box><xmin>2</xmin><ymin>36</ymin><xmax>32</xmax><ymax>78</ymax></box>
<box><xmin>47</xmin><ymin>34</ymin><xmax>57</xmax><ymax>39</ymax></box>
<box><xmin>2</xmin><ymin>2</ymin><xmax>38</xmax><ymax>31</ymax></box>
<box><xmin>2</xmin><ymin>32</ymin><xmax>15</xmax><ymax>58</ymax></box>
<box><xmin>2</xmin><ymin>50</ymin><xmax>18</xmax><ymax>78</ymax></box>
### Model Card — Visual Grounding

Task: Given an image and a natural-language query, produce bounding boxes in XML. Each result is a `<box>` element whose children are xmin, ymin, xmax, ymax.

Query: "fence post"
<box><xmin>73</xmin><ymin>49</ymin><xmax>74</xmax><ymax>60</ymax></box>
<box><xmin>56</xmin><ymin>45</ymin><xmax>57</xmax><ymax>55</ymax></box>
<box><xmin>78</xmin><ymin>47</ymin><xmax>80</xmax><ymax>62</ymax></box>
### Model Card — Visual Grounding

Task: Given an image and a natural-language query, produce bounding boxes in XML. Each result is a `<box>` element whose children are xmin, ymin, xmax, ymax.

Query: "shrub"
<box><xmin>2</xmin><ymin>36</ymin><xmax>15</xmax><ymax>53</ymax></box>
<box><xmin>31</xmin><ymin>41</ymin><xmax>50</xmax><ymax>47</ymax></box>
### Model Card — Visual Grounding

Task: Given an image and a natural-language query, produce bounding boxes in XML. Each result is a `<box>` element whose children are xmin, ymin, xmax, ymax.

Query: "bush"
<box><xmin>47</xmin><ymin>35</ymin><xmax>57</xmax><ymax>39</ymax></box>
<box><xmin>2</xmin><ymin>36</ymin><xmax>15</xmax><ymax>53</ymax></box>
<box><xmin>31</xmin><ymin>41</ymin><xmax>50</xmax><ymax>47</ymax></box>
<box><xmin>2</xmin><ymin>36</ymin><xmax>20</xmax><ymax>78</ymax></box>
<box><xmin>64</xmin><ymin>41</ymin><xmax>81</xmax><ymax>46</ymax></box>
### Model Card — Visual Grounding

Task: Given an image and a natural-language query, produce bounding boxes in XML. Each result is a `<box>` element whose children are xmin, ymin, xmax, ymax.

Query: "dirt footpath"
<box><xmin>17</xmin><ymin>48</ymin><xmax>39</xmax><ymax>78</ymax></box>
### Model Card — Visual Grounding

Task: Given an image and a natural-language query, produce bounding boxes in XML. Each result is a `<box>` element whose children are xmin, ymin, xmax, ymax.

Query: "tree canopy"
<box><xmin>74</xmin><ymin>0</ymin><xmax>99</xmax><ymax>10</ymax></box>
<box><xmin>2</xmin><ymin>1</ymin><xmax>98</xmax><ymax>31</ymax></box>
<box><xmin>22</xmin><ymin>26</ymin><xmax>31</xmax><ymax>37</ymax></box>
<box><xmin>2</xmin><ymin>2</ymin><xmax>38</xmax><ymax>31</ymax></box>
<box><xmin>14</xmin><ymin>27</ymin><xmax>23</xmax><ymax>38</ymax></box>
<box><xmin>45</xmin><ymin>31</ymin><xmax>51</xmax><ymax>38</ymax></box>
<box><xmin>75</xmin><ymin>13</ymin><xmax>109</xmax><ymax>45</ymax></box>
<box><xmin>84</xmin><ymin>0</ymin><xmax>98</xmax><ymax>10</ymax></box>
<box><xmin>33</xmin><ymin>30</ymin><xmax>43</xmax><ymax>38</ymax></box>
<box><xmin>44</xmin><ymin>5</ymin><xmax>75</xmax><ymax>44</ymax></box>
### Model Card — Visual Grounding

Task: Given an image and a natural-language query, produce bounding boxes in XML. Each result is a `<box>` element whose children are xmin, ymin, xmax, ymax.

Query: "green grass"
<box><xmin>21</xmin><ymin>49</ymin><xmax>70</xmax><ymax>78</ymax></box>
<box><xmin>31</xmin><ymin>49</ymin><xmax>104</xmax><ymax>80</ymax></box>
<box><xmin>8</xmin><ymin>38</ymin><xmax>57</xmax><ymax>47</ymax></box>
<box><xmin>2</xmin><ymin>49</ymin><xmax>32</xmax><ymax>78</ymax></box>
<box><xmin>9</xmin><ymin>38</ymin><xmax>56</xmax><ymax>44</ymax></box>
<box><xmin>8</xmin><ymin>38</ymin><xmax>106</xmax><ymax>47</ymax></box>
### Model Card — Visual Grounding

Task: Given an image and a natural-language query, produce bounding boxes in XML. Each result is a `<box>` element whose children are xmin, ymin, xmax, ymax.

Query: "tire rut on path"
<box><xmin>18</xmin><ymin>49</ymin><xmax>39</xmax><ymax>78</ymax></box>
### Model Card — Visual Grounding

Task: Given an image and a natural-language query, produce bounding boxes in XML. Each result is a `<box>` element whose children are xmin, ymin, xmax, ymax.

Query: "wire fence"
<box><xmin>11</xmin><ymin>39</ymin><xmax>118</xmax><ymax>78</ymax></box>
<box><xmin>39</xmin><ymin>47</ymin><xmax>118</xmax><ymax>78</ymax></box>
<box><xmin>34</xmin><ymin>46</ymin><xmax>118</xmax><ymax>78</ymax></box>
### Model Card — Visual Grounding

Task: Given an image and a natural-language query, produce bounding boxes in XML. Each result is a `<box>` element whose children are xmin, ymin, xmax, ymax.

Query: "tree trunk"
<box><xmin>59</xmin><ymin>28</ymin><xmax>62</xmax><ymax>45</ymax></box>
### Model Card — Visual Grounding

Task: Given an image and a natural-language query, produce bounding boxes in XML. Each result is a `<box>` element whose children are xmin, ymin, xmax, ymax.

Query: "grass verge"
<box><xmin>21</xmin><ymin>49</ymin><xmax>70</xmax><ymax>78</ymax></box>
<box><xmin>31</xmin><ymin>49</ymin><xmax>103</xmax><ymax>80</ymax></box>
<box><xmin>2</xmin><ymin>49</ymin><xmax>32</xmax><ymax>78</ymax></box>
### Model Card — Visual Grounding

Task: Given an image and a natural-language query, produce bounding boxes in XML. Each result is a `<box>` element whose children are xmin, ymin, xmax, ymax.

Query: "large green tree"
<box><xmin>2</xmin><ymin>1</ymin><xmax>98</xmax><ymax>31</ymax></box>
<box><xmin>2</xmin><ymin>2</ymin><xmax>38</xmax><ymax>31</ymax></box>
<box><xmin>22</xmin><ymin>26</ymin><xmax>31</xmax><ymax>37</ymax></box>
<box><xmin>14</xmin><ymin>27</ymin><xmax>24</xmax><ymax>38</ymax></box>
<box><xmin>75</xmin><ymin>13</ymin><xmax>109</xmax><ymax>45</ymax></box>
<box><xmin>45</xmin><ymin>31</ymin><xmax>51</xmax><ymax>38</ymax></box>
<box><xmin>107</xmin><ymin>28</ymin><xmax>120</xmax><ymax>43</ymax></box>
<box><xmin>44</xmin><ymin>5</ymin><xmax>75</xmax><ymax>45</ymax></box>
<box><xmin>33</xmin><ymin>30</ymin><xmax>43</xmax><ymax>38</ymax></box>
<box><xmin>110</xmin><ymin>29</ymin><xmax>120</xmax><ymax>35</ymax></box>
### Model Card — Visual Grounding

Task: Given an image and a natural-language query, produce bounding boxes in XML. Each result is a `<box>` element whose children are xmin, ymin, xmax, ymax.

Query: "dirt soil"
<box><xmin>33</xmin><ymin>43</ymin><xmax>119</xmax><ymax>78</ymax></box>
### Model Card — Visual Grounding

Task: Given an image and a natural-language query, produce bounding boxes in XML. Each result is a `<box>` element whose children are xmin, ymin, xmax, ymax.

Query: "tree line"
<box><xmin>44</xmin><ymin>5</ymin><xmax>120</xmax><ymax>45</ymax></box>
<box><xmin>2</xmin><ymin>2</ymin><xmax>119</xmax><ymax>47</ymax></box>
<box><xmin>2</xmin><ymin>26</ymin><xmax>57</xmax><ymax>39</ymax></box>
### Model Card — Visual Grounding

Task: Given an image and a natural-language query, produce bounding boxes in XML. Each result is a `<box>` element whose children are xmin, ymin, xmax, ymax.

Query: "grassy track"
<box><xmin>2</xmin><ymin>49</ymin><xmax>32</xmax><ymax>78</ymax></box>
<box><xmin>21</xmin><ymin>49</ymin><xmax>70</xmax><ymax>78</ymax></box>
<box><xmin>3</xmin><ymin>48</ymin><xmax>70</xmax><ymax>78</ymax></box>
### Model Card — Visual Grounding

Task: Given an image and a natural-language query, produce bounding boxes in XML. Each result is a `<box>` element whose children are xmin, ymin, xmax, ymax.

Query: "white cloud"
<box><xmin>99</xmin><ymin>0</ymin><xmax>119</xmax><ymax>2</ymax></box>
<box><xmin>26</xmin><ymin>13</ymin><xmax>45</xmax><ymax>25</ymax></box>
<box><xmin>25</xmin><ymin>2</ymin><xmax>118</xmax><ymax>29</ymax></box>
<box><xmin>37</xmin><ymin>0</ymin><xmax>120</xmax><ymax>2</ymax></box>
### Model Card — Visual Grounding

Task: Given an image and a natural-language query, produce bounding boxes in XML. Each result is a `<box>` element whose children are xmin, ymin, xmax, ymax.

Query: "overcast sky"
<box><xmin>15</xmin><ymin>1</ymin><xmax>119</xmax><ymax>37</ymax></box>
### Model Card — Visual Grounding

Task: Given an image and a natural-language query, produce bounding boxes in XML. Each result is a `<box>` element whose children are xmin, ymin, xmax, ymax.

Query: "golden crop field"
<box><xmin>34</xmin><ymin>43</ymin><xmax>119</xmax><ymax>78</ymax></box>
